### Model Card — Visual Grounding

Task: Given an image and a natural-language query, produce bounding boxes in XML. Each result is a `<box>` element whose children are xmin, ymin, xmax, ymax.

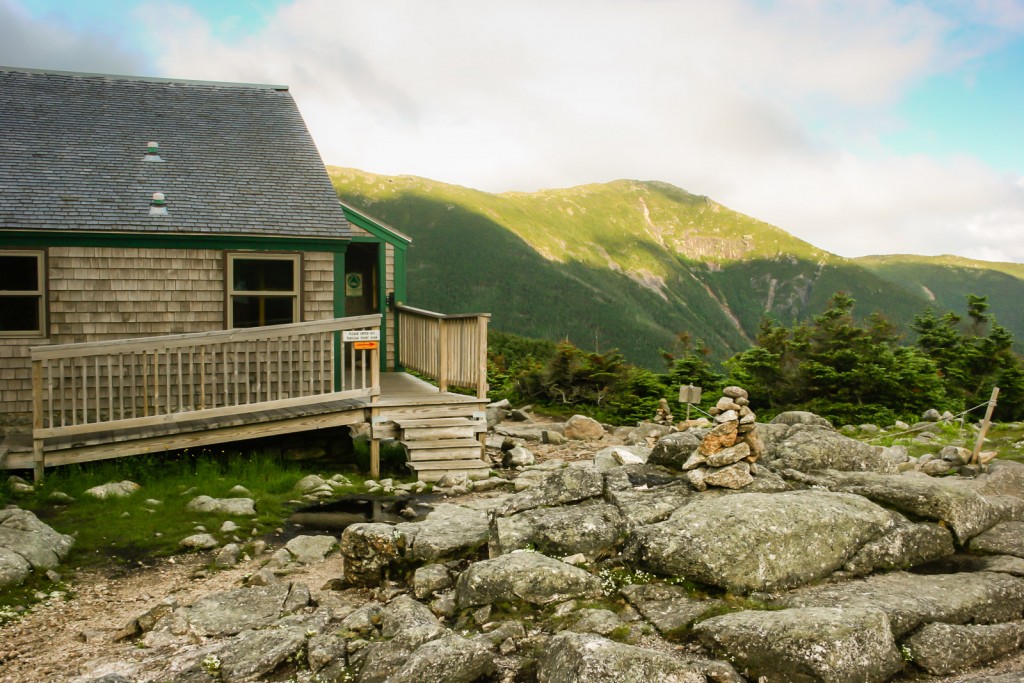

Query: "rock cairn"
<box><xmin>653</xmin><ymin>398</ymin><xmax>674</xmax><ymax>426</ymax></box>
<box><xmin>681</xmin><ymin>386</ymin><xmax>762</xmax><ymax>491</ymax></box>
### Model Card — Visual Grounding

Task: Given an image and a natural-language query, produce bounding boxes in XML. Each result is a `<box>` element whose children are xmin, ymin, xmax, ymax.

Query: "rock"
<box><xmin>842</xmin><ymin>520</ymin><xmax>954</xmax><ymax>575</ymax></box>
<box><xmin>283</xmin><ymin>534</ymin><xmax>337</xmax><ymax>564</ymax></box>
<box><xmin>307</xmin><ymin>633</ymin><xmax>347</xmax><ymax>674</ymax></box>
<box><xmin>693</xmin><ymin>607</ymin><xmax>902</xmax><ymax>683</ymax></box>
<box><xmin>625</xmin><ymin>422</ymin><xmax>673</xmax><ymax>446</ymax></box>
<box><xmin>204</xmin><ymin>625</ymin><xmax>307</xmax><ymax>682</ymax></box>
<box><xmin>0</xmin><ymin>508</ymin><xmax>75</xmax><ymax>587</ymax></box>
<box><xmin>704</xmin><ymin>442</ymin><xmax>750</xmax><ymax>467</ymax></box>
<box><xmin>83</xmin><ymin>480</ymin><xmax>140</xmax><ymax>499</ymax></box>
<box><xmin>183</xmin><ymin>583</ymin><xmax>309</xmax><ymax>637</ymax></box>
<box><xmin>648</xmin><ymin>430</ymin><xmax>707</xmax><ymax>469</ymax></box>
<box><xmin>770</xmin><ymin>427</ymin><xmax>898</xmax><ymax>473</ymax></box>
<box><xmin>940</xmin><ymin>445</ymin><xmax>972</xmax><ymax>464</ymax></box>
<box><xmin>823</xmin><ymin>470</ymin><xmax>1000</xmax><ymax>543</ymax></box>
<box><xmin>594</xmin><ymin>446</ymin><xmax>648</xmax><ymax>471</ymax></box>
<box><xmin>619</xmin><ymin>583</ymin><xmax>722</xmax><ymax>634</ymax></box>
<box><xmin>396</xmin><ymin>503</ymin><xmax>489</xmax><ymax>561</ymax></box>
<box><xmin>355</xmin><ymin>623</ymin><xmax>447</xmax><ymax>683</ymax></box>
<box><xmin>492</xmin><ymin>501</ymin><xmax>626</xmax><ymax>560</ymax></box>
<box><xmin>702</xmin><ymin>461</ymin><xmax>753</xmax><ymax>489</ymax></box>
<box><xmin>564</xmin><ymin>415</ymin><xmax>605</xmax><ymax>441</ymax></box>
<box><xmin>456</xmin><ymin>551</ymin><xmax>603</xmax><ymax>608</ymax></box>
<box><xmin>387</xmin><ymin>632</ymin><xmax>497</xmax><ymax>683</ymax></box>
<box><xmin>413</xmin><ymin>564</ymin><xmax>453</xmax><ymax>599</ymax></box>
<box><xmin>605</xmin><ymin>482</ymin><xmax>693</xmax><ymax>527</ymax></box>
<box><xmin>771</xmin><ymin>570</ymin><xmax>1024</xmax><ymax>637</ymax></box>
<box><xmin>543</xmin><ymin>430</ymin><xmax>568</xmax><ymax>445</ymax></box>
<box><xmin>698</xmin><ymin>421</ymin><xmax>738</xmax><ymax>454</ymax></box>
<box><xmin>770</xmin><ymin>411</ymin><xmax>832</xmax><ymax>427</ymax></box>
<box><xmin>921</xmin><ymin>458</ymin><xmax>954</xmax><ymax>476</ymax></box>
<box><xmin>213</xmin><ymin>543</ymin><xmax>241</xmax><ymax>568</ymax></box>
<box><xmin>380</xmin><ymin>594</ymin><xmax>442</xmax><ymax>637</ymax></box>
<box><xmin>903</xmin><ymin>621</ymin><xmax>1024</xmax><ymax>675</ymax></box>
<box><xmin>294</xmin><ymin>474</ymin><xmax>330</xmax><ymax>494</ymax></box>
<box><xmin>498</xmin><ymin>463</ymin><xmax>604</xmax><ymax>516</ymax></box>
<box><xmin>185</xmin><ymin>495</ymin><xmax>256</xmax><ymax>516</ymax></box>
<box><xmin>179</xmin><ymin>533</ymin><xmax>218</xmax><ymax>550</ymax></box>
<box><xmin>966</xmin><ymin>459</ymin><xmax>1024</xmax><ymax>498</ymax></box>
<box><xmin>503</xmin><ymin>446</ymin><xmax>536</xmax><ymax>468</ymax></box>
<box><xmin>568</xmin><ymin>608</ymin><xmax>624</xmax><ymax>636</ymax></box>
<box><xmin>495</xmin><ymin>425</ymin><xmax>544</xmax><ymax>442</ymax></box>
<box><xmin>537</xmin><ymin>631</ymin><xmax>705</xmax><ymax>682</ymax></box>
<box><xmin>970</xmin><ymin>521</ymin><xmax>1024</xmax><ymax>557</ymax></box>
<box><xmin>340</xmin><ymin>523</ymin><xmax>406</xmax><ymax>586</ymax></box>
<box><xmin>636</xmin><ymin>491</ymin><xmax>898</xmax><ymax>593</ymax></box>
<box><xmin>722</xmin><ymin>386</ymin><xmax>748</xmax><ymax>400</ymax></box>
<box><xmin>923</xmin><ymin>408</ymin><xmax>942</xmax><ymax>421</ymax></box>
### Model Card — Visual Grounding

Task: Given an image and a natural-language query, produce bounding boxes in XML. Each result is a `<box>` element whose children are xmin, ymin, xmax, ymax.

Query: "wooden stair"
<box><xmin>373</xmin><ymin>410</ymin><xmax>490</xmax><ymax>482</ymax></box>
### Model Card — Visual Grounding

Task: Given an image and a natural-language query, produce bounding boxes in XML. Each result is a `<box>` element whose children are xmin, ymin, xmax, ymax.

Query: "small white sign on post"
<box><xmin>679</xmin><ymin>384</ymin><xmax>702</xmax><ymax>404</ymax></box>
<box><xmin>342</xmin><ymin>329</ymin><xmax>380</xmax><ymax>342</ymax></box>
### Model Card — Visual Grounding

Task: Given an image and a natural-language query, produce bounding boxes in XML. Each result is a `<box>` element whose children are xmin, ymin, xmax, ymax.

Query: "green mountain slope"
<box><xmin>329</xmin><ymin>167</ymin><xmax>1017</xmax><ymax>367</ymax></box>
<box><xmin>856</xmin><ymin>254</ymin><xmax>1024</xmax><ymax>338</ymax></box>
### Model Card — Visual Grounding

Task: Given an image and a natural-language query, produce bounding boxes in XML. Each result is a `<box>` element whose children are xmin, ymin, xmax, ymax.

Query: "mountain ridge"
<box><xmin>329</xmin><ymin>166</ymin><xmax>1024</xmax><ymax>366</ymax></box>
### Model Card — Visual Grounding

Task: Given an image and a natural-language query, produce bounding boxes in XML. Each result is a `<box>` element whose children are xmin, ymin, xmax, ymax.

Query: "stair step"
<box><xmin>407</xmin><ymin>460</ymin><xmax>492</xmax><ymax>482</ymax></box>
<box><xmin>402</xmin><ymin>426</ymin><xmax>480</xmax><ymax>440</ymax></box>
<box><xmin>408</xmin><ymin>449</ymin><xmax>482</xmax><ymax>462</ymax></box>
<box><xmin>394</xmin><ymin>417</ymin><xmax>484</xmax><ymax>429</ymax></box>
<box><xmin>404</xmin><ymin>438</ymin><xmax>482</xmax><ymax>450</ymax></box>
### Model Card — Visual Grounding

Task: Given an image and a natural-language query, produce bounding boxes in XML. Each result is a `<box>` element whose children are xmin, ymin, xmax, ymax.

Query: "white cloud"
<box><xmin>10</xmin><ymin>0</ymin><xmax>1024</xmax><ymax>262</ymax></box>
<box><xmin>0</xmin><ymin>0</ymin><xmax>147</xmax><ymax>74</ymax></box>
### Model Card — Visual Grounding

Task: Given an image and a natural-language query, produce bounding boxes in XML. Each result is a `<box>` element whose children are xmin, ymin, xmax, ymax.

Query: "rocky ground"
<box><xmin>2</xmin><ymin>405</ymin><xmax>1024</xmax><ymax>683</ymax></box>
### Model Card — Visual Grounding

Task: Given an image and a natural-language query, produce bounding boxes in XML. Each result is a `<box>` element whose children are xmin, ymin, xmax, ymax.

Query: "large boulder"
<box><xmin>821</xmin><ymin>470</ymin><xmax>1000</xmax><ymax>543</ymax></box>
<box><xmin>619</xmin><ymin>583</ymin><xmax>723</xmax><ymax>634</ymax></box>
<box><xmin>902</xmin><ymin>621</ymin><xmax>1024</xmax><ymax>675</ymax></box>
<box><xmin>340</xmin><ymin>523</ymin><xmax>407</xmax><ymax>586</ymax></box>
<box><xmin>498</xmin><ymin>463</ymin><xmax>604</xmax><ymax>516</ymax></box>
<box><xmin>605</xmin><ymin>482</ymin><xmax>693</xmax><ymax>526</ymax></box>
<box><xmin>770</xmin><ymin>411</ymin><xmax>832</xmax><ymax>427</ymax></box>
<box><xmin>491</xmin><ymin>501</ymin><xmax>626</xmax><ymax>560</ymax></box>
<box><xmin>964</xmin><ymin>459</ymin><xmax>1024</xmax><ymax>498</ymax></box>
<box><xmin>768</xmin><ymin>427</ymin><xmax>898</xmax><ymax>473</ymax></box>
<box><xmin>693</xmin><ymin>607</ymin><xmax>902</xmax><ymax>683</ymax></box>
<box><xmin>396</xmin><ymin>504</ymin><xmax>489</xmax><ymax>561</ymax></box>
<box><xmin>387</xmin><ymin>632</ymin><xmax>497</xmax><ymax>683</ymax></box>
<box><xmin>537</xmin><ymin>631</ymin><xmax>706</xmax><ymax>683</ymax></box>
<box><xmin>969</xmin><ymin>521</ymin><xmax>1024</xmax><ymax>557</ymax></box>
<box><xmin>185</xmin><ymin>495</ymin><xmax>256</xmax><ymax>516</ymax></box>
<box><xmin>183</xmin><ymin>583</ymin><xmax>310</xmax><ymax>637</ymax></box>
<box><xmin>635</xmin><ymin>490</ymin><xmax>898</xmax><ymax>592</ymax></box>
<box><xmin>455</xmin><ymin>551</ymin><xmax>603</xmax><ymax>608</ymax></box>
<box><xmin>0</xmin><ymin>508</ymin><xmax>74</xmax><ymax>587</ymax></box>
<box><xmin>772</xmin><ymin>571</ymin><xmax>1024</xmax><ymax>637</ymax></box>
<box><xmin>841</xmin><ymin>519</ymin><xmax>954</xmax><ymax>575</ymax></box>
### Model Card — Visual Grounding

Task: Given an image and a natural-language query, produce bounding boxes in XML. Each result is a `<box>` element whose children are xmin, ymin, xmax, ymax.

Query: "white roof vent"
<box><xmin>143</xmin><ymin>141</ymin><xmax>163</xmax><ymax>162</ymax></box>
<box><xmin>149</xmin><ymin>192</ymin><xmax>168</xmax><ymax>216</ymax></box>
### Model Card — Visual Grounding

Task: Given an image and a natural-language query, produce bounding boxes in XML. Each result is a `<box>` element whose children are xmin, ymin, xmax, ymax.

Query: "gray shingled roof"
<box><xmin>0</xmin><ymin>67</ymin><xmax>350</xmax><ymax>239</ymax></box>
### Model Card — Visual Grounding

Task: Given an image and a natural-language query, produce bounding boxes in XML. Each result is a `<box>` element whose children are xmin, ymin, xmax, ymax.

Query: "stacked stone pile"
<box><xmin>680</xmin><ymin>386</ymin><xmax>763</xmax><ymax>491</ymax></box>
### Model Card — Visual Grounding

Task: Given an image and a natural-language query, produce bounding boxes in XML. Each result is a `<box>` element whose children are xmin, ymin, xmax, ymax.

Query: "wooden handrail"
<box><xmin>395</xmin><ymin>304</ymin><xmax>489</xmax><ymax>398</ymax></box>
<box><xmin>30</xmin><ymin>315</ymin><xmax>382</xmax><ymax>451</ymax></box>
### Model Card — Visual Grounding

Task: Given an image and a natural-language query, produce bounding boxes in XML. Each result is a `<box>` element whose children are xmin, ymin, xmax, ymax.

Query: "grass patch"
<box><xmin>1</xmin><ymin>445</ymin><xmax>366</xmax><ymax>573</ymax></box>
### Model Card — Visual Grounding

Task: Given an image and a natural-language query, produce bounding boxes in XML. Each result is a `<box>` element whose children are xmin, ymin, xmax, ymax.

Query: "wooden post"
<box><xmin>437</xmin><ymin>318</ymin><xmax>448</xmax><ymax>393</ymax></box>
<box><xmin>476</xmin><ymin>315</ymin><xmax>489</xmax><ymax>399</ymax></box>
<box><xmin>32</xmin><ymin>359</ymin><xmax>44</xmax><ymax>482</ymax></box>
<box><xmin>971</xmin><ymin>386</ymin><xmax>999</xmax><ymax>465</ymax></box>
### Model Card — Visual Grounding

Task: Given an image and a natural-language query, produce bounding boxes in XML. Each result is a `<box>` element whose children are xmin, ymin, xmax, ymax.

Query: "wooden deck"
<box><xmin>6</xmin><ymin>309</ymin><xmax>491</xmax><ymax>481</ymax></box>
<box><xmin>0</xmin><ymin>371</ymin><xmax>485</xmax><ymax>474</ymax></box>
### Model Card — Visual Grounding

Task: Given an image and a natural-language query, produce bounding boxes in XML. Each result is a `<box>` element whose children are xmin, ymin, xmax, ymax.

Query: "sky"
<box><xmin>2</xmin><ymin>0</ymin><xmax>1023</xmax><ymax>263</ymax></box>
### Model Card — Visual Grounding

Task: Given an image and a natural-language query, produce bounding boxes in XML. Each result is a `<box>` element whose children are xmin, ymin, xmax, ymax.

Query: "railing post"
<box><xmin>32</xmin><ymin>358</ymin><xmax>44</xmax><ymax>482</ymax></box>
<box><xmin>437</xmin><ymin>318</ymin><xmax>449</xmax><ymax>393</ymax></box>
<box><xmin>476</xmin><ymin>315</ymin><xmax>489</xmax><ymax>399</ymax></box>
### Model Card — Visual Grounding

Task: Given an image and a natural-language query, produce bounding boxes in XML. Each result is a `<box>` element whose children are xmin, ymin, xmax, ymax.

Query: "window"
<box><xmin>0</xmin><ymin>250</ymin><xmax>45</xmax><ymax>336</ymax></box>
<box><xmin>226</xmin><ymin>253</ymin><xmax>301</xmax><ymax>328</ymax></box>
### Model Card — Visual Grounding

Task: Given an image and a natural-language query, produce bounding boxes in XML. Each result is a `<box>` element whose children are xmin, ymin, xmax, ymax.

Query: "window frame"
<box><xmin>0</xmin><ymin>249</ymin><xmax>47</xmax><ymax>337</ymax></box>
<box><xmin>225</xmin><ymin>251</ymin><xmax>303</xmax><ymax>329</ymax></box>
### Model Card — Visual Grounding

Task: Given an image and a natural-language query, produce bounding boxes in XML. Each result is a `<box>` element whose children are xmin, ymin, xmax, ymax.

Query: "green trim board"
<box><xmin>0</xmin><ymin>229</ymin><xmax>349</xmax><ymax>253</ymax></box>
<box><xmin>340</xmin><ymin>202</ymin><xmax>411</xmax><ymax>249</ymax></box>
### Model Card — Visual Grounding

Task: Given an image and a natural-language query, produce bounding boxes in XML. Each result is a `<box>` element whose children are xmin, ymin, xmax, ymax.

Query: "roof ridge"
<box><xmin>0</xmin><ymin>65</ymin><xmax>288</xmax><ymax>91</ymax></box>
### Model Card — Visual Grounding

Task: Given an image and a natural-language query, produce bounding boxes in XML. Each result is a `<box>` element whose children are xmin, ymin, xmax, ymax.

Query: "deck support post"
<box><xmin>31</xmin><ymin>359</ymin><xmax>44</xmax><ymax>482</ymax></box>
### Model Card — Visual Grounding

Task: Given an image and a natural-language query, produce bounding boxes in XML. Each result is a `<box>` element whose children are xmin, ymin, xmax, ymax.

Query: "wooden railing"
<box><xmin>396</xmin><ymin>305</ymin><xmax>489</xmax><ymax>397</ymax></box>
<box><xmin>30</xmin><ymin>315</ymin><xmax>382</xmax><ymax>450</ymax></box>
